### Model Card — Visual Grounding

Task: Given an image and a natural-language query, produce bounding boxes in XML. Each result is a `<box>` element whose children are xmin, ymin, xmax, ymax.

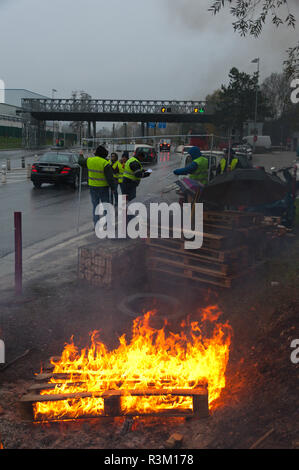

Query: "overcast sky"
<box><xmin>1</xmin><ymin>0</ymin><xmax>298</xmax><ymax>100</ymax></box>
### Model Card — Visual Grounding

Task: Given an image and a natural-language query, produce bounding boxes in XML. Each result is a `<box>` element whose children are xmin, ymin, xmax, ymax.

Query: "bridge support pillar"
<box><xmin>141</xmin><ymin>122</ymin><xmax>145</xmax><ymax>137</ymax></box>
<box><xmin>93</xmin><ymin>121</ymin><xmax>96</xmax><ymax>147</ymax></box>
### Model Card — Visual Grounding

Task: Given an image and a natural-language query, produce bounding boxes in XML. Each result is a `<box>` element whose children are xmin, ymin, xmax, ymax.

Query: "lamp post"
<box><xmin>52</xmin><ymin>89</ymin><xmax>57</xmax><ymax>146</ymax></box>
<box><xmin>251</xmin><ymin>58</ymin><xmax>260</xmax><ymax>153</ymax></box>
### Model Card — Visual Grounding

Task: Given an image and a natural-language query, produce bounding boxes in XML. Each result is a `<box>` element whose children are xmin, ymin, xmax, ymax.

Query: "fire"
<box><xmin>34</xmin><ymin>306</ymin><xmax>232</xmax><ymax>421</ymax></box>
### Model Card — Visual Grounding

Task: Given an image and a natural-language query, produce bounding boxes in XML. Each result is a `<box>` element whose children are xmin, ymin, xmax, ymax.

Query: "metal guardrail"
<box><xmin>22</xmin><ymin>99</ymin><xmax>209</xmax><ymax>115</ymax></box>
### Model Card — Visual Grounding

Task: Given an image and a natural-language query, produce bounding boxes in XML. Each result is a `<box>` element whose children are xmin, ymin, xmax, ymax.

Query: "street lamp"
<box><xmin>251</xmin><ymin>58</ymin><xmax>260</xmax><ymax>153</ymax></box>
<box><xmin>51</xmin><ymin>89</ymin><xmax>57</xmax><ymax>145</ymax></box>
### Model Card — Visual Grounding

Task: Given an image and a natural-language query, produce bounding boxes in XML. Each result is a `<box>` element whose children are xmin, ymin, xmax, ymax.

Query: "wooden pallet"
<box><xmin>203</xmin><ymin>211</ymin><xmax>264</xmax><ymax>228</ymax></box>
<box><xmin>20</xmin><ymin>384</ymin><xmax>209</xmax><ymax>422</ymax></box>
<box><xmin>145</xmin><ymin>237</ymin><xmax>247</xmax><ymax>263</ymax></box>
<box><xmin>147</xmin><ymin>246</ymin><xmax>249</xmax><ymax>276</ymax></box>
<box><xmin>147</xmin><ymin>258</ymin><xmax>234</xmax><ymax>288</ymax></box>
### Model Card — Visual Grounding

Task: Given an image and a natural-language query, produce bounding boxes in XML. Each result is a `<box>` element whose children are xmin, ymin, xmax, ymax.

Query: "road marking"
<box><xmin>0</xmin><ymin>170</ymin><xmax>28</xmax><ymax>185</ymax></box>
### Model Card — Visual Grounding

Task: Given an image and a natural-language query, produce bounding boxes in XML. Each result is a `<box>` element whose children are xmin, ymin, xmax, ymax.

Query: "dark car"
<box><xmin>160</xmin><ymin>142</ymin><xmax>171</xmax><ymax>152</ymax></box>
<box><xmin>133</xmin><ymin>146</ymin><xmax>158</xmax><ymax>164</ymax></box>
<box><xmin>31</xmin><ymin>152</ymin><xmax>88</xmax><ymax>189</ymax></box>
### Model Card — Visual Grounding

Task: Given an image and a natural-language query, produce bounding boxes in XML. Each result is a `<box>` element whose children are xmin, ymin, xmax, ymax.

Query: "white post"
<box><xmin>26</xmin><ymin>163</ymin><xmax>31</xmax><ymax>178</ymax></box>
<box><xmin>1</xmin><ymin>164</ymin><xmax>7</xmax><ymax>183</ymax></box>
<box><xmin>208</xmin><ymin>134</ymin><xmax>214</xmax><ymax>182</ymax></box>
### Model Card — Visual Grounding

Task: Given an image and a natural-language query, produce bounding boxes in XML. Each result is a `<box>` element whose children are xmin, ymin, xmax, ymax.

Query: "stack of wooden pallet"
<box><xmin>146</xmin><ymin>210</ymin><xmax>279</xmax><ymax>288</ymax></box>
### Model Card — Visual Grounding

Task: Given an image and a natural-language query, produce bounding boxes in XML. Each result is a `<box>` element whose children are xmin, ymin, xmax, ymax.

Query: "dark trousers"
<box><xmin>110</xmin><ymin>183</ymin><xmax>119</xmax><ymax>206</ymax></box>
<box><xmin>121</xmin><ymin>179</ymin><xmax>138</xmax><ymax>202</ymax></box>
<box><xmin>89</xmin><ymin>186</ymin><xmax>110</xmax><ymax>226</ymax></box>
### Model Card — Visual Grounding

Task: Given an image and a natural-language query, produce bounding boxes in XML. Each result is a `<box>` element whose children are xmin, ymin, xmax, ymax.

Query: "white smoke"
<box><xmin>163</xmin><ymin>0</ymin><xmax>299</xmax><ymax>97</ymax></box>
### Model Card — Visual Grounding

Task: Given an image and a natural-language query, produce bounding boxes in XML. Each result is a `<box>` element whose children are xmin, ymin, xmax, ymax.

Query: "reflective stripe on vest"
<box><xmin>123</xmin><ymin>157</ymin><xmax>142</xmax><ymax>182</ymax></box>
<box><xmin>189</xmin><ymin>157</ymin><xmax>209</xmax><ymax>185</ymax></box>
<box><xmin>87</xmin><ymin>157</ymin><xmax>109</xmax><ymax>187</ymax></box>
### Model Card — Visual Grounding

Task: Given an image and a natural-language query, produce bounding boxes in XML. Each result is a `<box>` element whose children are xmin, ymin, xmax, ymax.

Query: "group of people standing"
<box><xmin>80</xmin><ymin>146</ymin><xmax>150</xmax><ymax>227</ymax></box>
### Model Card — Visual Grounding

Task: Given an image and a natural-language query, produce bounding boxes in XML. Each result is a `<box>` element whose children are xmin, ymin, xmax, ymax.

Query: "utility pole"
<box><xmin>251</xmin><ymin>58</ymin><xmax>260</xmax><ymax>154</ymax></box>
<box><xmin>52</xmin><ymin>89</ymin><xmax>57</xmax><ymax>146</ymax></box>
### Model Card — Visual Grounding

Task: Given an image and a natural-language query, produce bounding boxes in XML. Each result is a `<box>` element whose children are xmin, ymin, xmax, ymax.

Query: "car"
<box><xmin>180</xmin><ymin>146</ymin><xmax>195</xmax><ymax>162</ymax></box>
<box><xmin>31</xmin><ymin>152</ymin><xmax>88</xmax><ymax>189</ymax></box>
<box><xmin>133</xmin><ymin>145</ymin><xmax>158</xmax><ymax>164</ymax></box>
<box><xmin>159</xmin><ymin>140</ymin><xmax>171</xmax><ymax>152</ymax></box>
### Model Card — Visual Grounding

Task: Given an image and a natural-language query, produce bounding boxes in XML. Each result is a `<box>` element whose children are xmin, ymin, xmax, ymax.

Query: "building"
<box><xmin>3</xmin><ymin>89</ymin><xmax>49</xmax><ymax>107</ymax></box>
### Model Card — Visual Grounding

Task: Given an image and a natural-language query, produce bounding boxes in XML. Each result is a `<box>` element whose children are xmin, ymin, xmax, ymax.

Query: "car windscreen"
<box><xmin>136</xmin><ymin>147</ymin><xmax>153</xmax><ymax>154</ymax></box>
<box><xmin>39</xmin><ymin>153</ymin><xmax>73</xmax><ymax>164</ymax></box>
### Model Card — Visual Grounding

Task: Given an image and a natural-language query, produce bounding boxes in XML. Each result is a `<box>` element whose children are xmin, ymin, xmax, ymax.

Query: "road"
<box><xmin>0</xmin><ymin>149</ymin><xmax>297</xmax><ymax>260</ymax></box>
<box><xmin>0</xmin><ymin>151</ymin><xmax>181</xmax><ymax>259</ymax></box>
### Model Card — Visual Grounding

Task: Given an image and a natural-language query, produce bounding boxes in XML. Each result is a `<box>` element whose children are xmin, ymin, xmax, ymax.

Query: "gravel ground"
<box><xmin>0</xmin><ymin>236</ymin><xmax>298</xmax><ymax>449</ymax></box>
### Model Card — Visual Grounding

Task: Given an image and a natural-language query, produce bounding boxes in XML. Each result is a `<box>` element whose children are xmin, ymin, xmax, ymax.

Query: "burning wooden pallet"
<box><xmin>20</xmin><ymin>376</ymin><xmax>209</xmax><ymax>422</ymax></box>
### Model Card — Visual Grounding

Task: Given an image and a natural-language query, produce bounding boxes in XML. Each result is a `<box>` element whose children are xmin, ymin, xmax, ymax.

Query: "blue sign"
<box><xmin>147</xmin><ymin>122</ymin><xmax>156</xmax><ymax>128</ymax></box>
<box><xmin>158</xmin><ymin>123</ymin><xmax>166</xmax><ymax>129</ymax></box>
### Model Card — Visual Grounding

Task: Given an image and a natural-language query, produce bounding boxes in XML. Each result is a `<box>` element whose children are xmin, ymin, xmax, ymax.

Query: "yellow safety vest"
<box><xmin>220</xmin><ymin>157</ymin><xmax>238</xmax><ymax>174</ymax></box>
<box><xmin>118</xmin><ymin>163</ymin><xmax>125</xmax><ymax>184</ymax></box>
<box><xmin>230</xmin><ymin>158</ymin><xmax>239</xmax><ymax>171</ymax></box>
<box><xmin>109</xmin><ymin>160</ymin><xmax>123</xmax><ymax>183</ymax></box>
<box><xmin>87</xmin><ymin>157</ymin><xmax>109</xmax><ymax>187</ymax></box>
<box><xmin>123</xmin><ymin>157</ymin><xmax>142</xmax><ymax>182</ymax></box>
<box><xmin>189</xmin><ymin>157</ymin><xmax>209</xmax><ymax>185</ymax></box>
<box><xmin>220</xmin><ymin>158</ymin><xmax>227</xmax><ymax>174</ymax></box>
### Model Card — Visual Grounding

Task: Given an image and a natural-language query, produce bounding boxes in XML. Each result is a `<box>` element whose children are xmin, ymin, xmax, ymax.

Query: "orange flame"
<box><xmin>34</xmin><ymin>306</ymin><xmax>232</xmax><ymax>421</ymax></box>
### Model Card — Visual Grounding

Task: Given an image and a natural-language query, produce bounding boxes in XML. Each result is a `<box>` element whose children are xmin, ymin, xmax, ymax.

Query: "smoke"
<box><xmin>163</xmin><ymin>0</ymin><xmax>299</xmax><ymax>96</ymax></box>
<box><xmin>167</xmin><ymin>0</ymin><xmax>299</xmax><ymax>34</ymax></box>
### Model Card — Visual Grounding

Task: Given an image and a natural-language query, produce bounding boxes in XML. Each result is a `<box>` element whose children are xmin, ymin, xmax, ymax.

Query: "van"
<box><xmin>243</xmin><ymin>135</ymin><xmax>271</xmax><ymax>151</ymax></box>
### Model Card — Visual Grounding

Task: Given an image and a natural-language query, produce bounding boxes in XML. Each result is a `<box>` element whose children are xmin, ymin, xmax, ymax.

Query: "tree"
<box><xmin>214</xmin><ymin>67</ymin><xmax>271</xmax><ymax>137</ymax></box>
<box><xmin>209</xmin><ymin>1</ymin><xmax>298</xmax><ymax>77</ymax></box>
<box><xmin>261</xmin><ymin>72</ymin><xmax>291</xmax><ymax>119</ymax></box>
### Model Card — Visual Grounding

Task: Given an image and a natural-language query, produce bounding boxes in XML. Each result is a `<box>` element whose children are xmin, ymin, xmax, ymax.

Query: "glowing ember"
<box><xmin>34</xmin><ymin>306</ymin><xmax>232</xmax><ymax>420</ymax></box>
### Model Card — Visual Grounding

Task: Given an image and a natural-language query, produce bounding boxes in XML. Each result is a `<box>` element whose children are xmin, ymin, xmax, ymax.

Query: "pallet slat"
<box><xmin>20</xmin><ymin>386</ymin><xmax>209</xmax><ymax>421</ymax></box>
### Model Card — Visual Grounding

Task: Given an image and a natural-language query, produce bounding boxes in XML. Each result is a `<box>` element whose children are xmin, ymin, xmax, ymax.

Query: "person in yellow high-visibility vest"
<box><xmin>86</xmin><ymin>146</ymin><xmax>115</xmax><ymax>227</ymax></box>
<box><xmin>173</xmin><ymin>147</ymin><xmax>209</xmax><ymax>184</ymax></box>
<box><xmin>119</xmin><ymin>151</ymin><xmax>129</xmax><ymax>193</ymax></box>
<box><xmin>217</xmin><ymin>148</ymin><xmax>240</xmax><ymax>175</ymax></box>
<box><xmin>122</xmin><ymin>152</ymin><xmax>151</xmax><ymax>201</ymax></box>
<box><xmin>109</xmin><ymin>152</ymin><xmax>123</xmax><ymax>206</ymax></box>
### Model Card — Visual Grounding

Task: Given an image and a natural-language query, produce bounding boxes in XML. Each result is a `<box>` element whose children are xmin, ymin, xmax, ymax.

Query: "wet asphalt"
<box><xmin>0</xmin><ymin>151</ymin><xmax>181</xmax><ymax>258</ymax></box>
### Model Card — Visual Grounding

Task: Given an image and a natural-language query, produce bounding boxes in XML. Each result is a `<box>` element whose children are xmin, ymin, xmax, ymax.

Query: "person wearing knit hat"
<box><xmin>83</xmin><ymin>145</ymin><xmax>115</xmax><ymax>227</ymax></box>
